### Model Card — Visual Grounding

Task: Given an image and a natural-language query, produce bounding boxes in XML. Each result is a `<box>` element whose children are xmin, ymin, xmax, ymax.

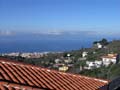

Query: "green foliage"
<box><xmin>79</xmin><ymin>61</ymin><xmax>86</xmax><ymax>67</ymax></box>
<box><xmin>100</xmin><ymin>38</ymin><xmax>109</xmax><ymax>45</ymax></box>
<box><xmin>93</xmin><ymin>41</ymin><xmax>98</xmax><ymax>44</ymax></box>
<box><xmin>80</xmin><ymin>66</ymin><xmax>109</xmax><ymax>79</ymax></box>
<box><xmin>93</xmin><ymin>38</ymin><xmax>109</xmax><ymax>46</ymax></box>
<box><xmin>108</xmin><ymin>64</ymin><xmax>120</xmax><ymax>80</ymax></box>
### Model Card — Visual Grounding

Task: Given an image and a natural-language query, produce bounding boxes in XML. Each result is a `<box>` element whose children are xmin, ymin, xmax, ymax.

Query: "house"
<box><xmin>85</xmin><ymin>60</ymin><xmax>102</xmax><ymax>70</ymax></box>
<box><xmin>85</xmin><ymin>61</ymin><xmax>95</xmax><ymax>69</ymax></box>
<box><xmin>21</xmin><ymin>53</ymin><xmax>31</xmax><ymax>58</ymax></box>
<box><xmin>64</xmin><ymin>59</ymin><xmax>72</xmax><ymax>63</ymax></box>
<box><xmin>67</xmin><ymin>53</ymin><xmax>71</xmax><ymax>57</ymax></box>
<box><xmin>55</xmin><ymin>59</ymin><xmax>62</xmax><ymax>64</ymax></box>
<box><xmin>101</xmin><ymin>54</ymin><xmax>117</xmax><ymax>67</ymax></box>
<box><xmin>97</xmin><ymin>43</ymin><xmax>103</xmax><ymax>48</ymax></box>
<box><xmin>94</xmin><ymin>60</ymin><xmax>103</xmax><ymax>68</ymax></box>
<box><xmin>59</xmin><ymin>66</ymin><xmax>69</xmax><ymax>72</ymax></box>
<box><xmin>78</xmin><ymin>57</ymin><xmax>87</xmax><ymax>61</ymax></box>
<box><xmin>93</xmin><ymin>43</ymin><xmax>103</xmax><ymax>49</ymax></box>
<box><xmin>0</xmin><ymin>58</ymin><xmax>108</xmax><ymax>90</ymax></box>
<box><xmin>82</xmin><ymin>51</ymin><xmax>88</xmax><ymax>58</ymax></box>
<box><xmin>4</xmin><ymin>52</ymin><xmax>20</xmax><ymax>57</ymax></box>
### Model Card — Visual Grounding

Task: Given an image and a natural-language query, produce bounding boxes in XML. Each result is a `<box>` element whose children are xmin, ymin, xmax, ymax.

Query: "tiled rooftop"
<box><xmin>101</xmin><ymin>54</ymin><xmax>117</xmax><ymax>59</ymax></box>
<box><xmin>0</xmin><ymin>81</ymin><xmax>43</xmax><ymax>90</ymax></box>
<box><xmin>0</xmin><ymin>58</ymin><xmax>108</xmax><ymax>90</ymax></box>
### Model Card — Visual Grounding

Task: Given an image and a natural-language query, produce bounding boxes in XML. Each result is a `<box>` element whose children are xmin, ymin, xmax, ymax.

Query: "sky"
<box><xmin>0</xmin><ymin>0</ymin><xmax>120</xmax><ymax>33</ymax></box>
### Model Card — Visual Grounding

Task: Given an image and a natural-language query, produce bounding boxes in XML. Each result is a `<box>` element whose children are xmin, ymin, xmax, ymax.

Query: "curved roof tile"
<box><xmin>0</xmin><ymin>58</ymin><xmax>108</xmax><ymax>90</ymax></box>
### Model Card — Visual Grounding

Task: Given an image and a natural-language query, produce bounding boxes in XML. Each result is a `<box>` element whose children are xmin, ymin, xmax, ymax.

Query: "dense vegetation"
<box><xmin>80</xmin><ymin>64</ymin><xmax>120</xmax><ymax>80</ymax></box>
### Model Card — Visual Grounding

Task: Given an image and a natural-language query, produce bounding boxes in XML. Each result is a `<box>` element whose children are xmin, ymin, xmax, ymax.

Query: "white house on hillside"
<box><xmin>82</xmin><ymin>51</ymin><xmax>88</xmax><ymax>58</ymax></box>
<box><xmin>85</xmin><ymin>60</ymin><xmax>102</xmax><ymax>70</ymax></box>
<box><xmin>93</xmin><ymin>42</ymin><xmax>103</xmax><ymax>49</ymax></box>
<box><xmin>85</xmin><ymin>61</ymin><xmax>95</xmax><ymax>69</ymax></box>
<box><xmin>55</xmin><ymin>59</ymin><xmax>62</xmax><ymax>64</ymax></box>
<box><xmin>94</xmin><ymin>61</ymin><xmax>103</xmax><ymax>68</ymax></box>
<box><xmin>101</xmin><ymin>54</ymin><xmax>117</xmax><ymax>67</ymax></box>
<box><xmin>64</xmin><ymin>59</ymin><xmax>72</xmax><ymax>64</ymax></box>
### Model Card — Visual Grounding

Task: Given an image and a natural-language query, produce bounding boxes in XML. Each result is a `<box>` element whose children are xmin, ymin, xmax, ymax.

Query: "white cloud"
<box><xmin>0</xmin><ymin>30</ymin><xmax>15</xmax><ymax>36</ymax></box>
<box><xmin>33</xmin><ymin>30</ymin><xmax>65</xmax><ymax>36</ymax></box>
<box><xmin>88</xmin><ymin>31</ymin><xmax>120</xmax><ymax>36</ymax></box>
<box><xmin>2</xmin><ymin>29</ymin><xmax>119</xmax><ymax>37</ymax></box>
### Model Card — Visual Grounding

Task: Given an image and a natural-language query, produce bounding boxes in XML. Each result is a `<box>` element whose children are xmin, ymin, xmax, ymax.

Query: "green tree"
<box><xmin>99</xmin><ymin>38</ymin><xmax>109</xmax><ymax>45</ymax></box>
<box><xmin>93</xmin><ymin>41</ymin><xmax>98</xmax><ymax>44</ymax></box>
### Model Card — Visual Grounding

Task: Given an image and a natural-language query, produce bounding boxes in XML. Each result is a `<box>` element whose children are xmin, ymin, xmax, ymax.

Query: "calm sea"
<box><xmin>0</xmin><ymin>34</ymin><xmax>114</xmax><ymax>53</ymax></box>
<box><xmin>0</xmin><ymin>39</ymin><xmax>93</xmax><ymax>53</ymax></box>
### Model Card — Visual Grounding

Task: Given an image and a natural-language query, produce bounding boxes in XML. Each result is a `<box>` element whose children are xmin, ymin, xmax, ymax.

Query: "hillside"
<box><xmin>1</xmin><ymin>39</ymin><xmax>120</xmax><ymax>80</ymax></box>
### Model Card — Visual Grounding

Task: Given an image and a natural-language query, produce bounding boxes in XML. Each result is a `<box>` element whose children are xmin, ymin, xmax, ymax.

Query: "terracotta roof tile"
<box><xmin>0</xmin><ymin>81</ymin><xmax>44</xmax><ymax>90</ymax></box>
<box><xmin>0</xmin><ymin>58</ymin><xmax>108</xmax><ymax>90</ymax></box>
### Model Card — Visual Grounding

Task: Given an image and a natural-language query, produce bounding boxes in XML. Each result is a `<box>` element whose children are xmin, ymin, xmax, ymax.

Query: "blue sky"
<box><xmin>0</xmin><ymin>0</ymin><xmax>120</xmax><ymax>33</ymax></box>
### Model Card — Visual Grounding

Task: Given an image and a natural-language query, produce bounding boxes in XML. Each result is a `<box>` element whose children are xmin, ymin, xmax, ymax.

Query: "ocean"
<box><xmin>0</xmin><ymin>39</ymin><xmax>93</xmax><ymax>53</ymax></box>
<box><xmin>0</xmin><ymin>33</ymin><xmax>115</xmax><ymax>53</ymax></box>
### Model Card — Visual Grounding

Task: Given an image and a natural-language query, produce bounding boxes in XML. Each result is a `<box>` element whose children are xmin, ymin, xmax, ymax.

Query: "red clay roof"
<box><xmin>101</xmin><ymin>54</ymin><xmax>117</xmax><ymax>59</ymax></box>
<box><xmin>0</xmin><ymin>81</ymin><xmax>43</xmax><ymax>90</ymax></box>
<box><xmin>0</xmin><ymin>58</ymin><xmax>108</xmax><ymax>90</ymax></box>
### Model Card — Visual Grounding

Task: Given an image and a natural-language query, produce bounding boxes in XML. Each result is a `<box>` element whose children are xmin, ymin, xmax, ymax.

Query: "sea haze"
<box><xmin>0</xmin><ymin>31</ymin><xmax>119</xmax><ymax>53</ymax></box>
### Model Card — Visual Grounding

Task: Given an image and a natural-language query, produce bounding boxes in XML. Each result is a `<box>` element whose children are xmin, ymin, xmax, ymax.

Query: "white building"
<box><xmin>5</xmin><ymin>52</ymin><xmax>20</xmax><ymax>57</ymax></box>
<box><xmin>82</xmin><ymin>52</ymin><xmax>88</xmax><ymax>58</ymax></box>
<box><xmin>101</xmin><ymin>54</ymin><xmax>117</xmax><ymax>67</ymax></box>
<box><xmin>64</xmin><ymin>59</ymin><xmax>72</xmax><ymax>64</ymax></box>
<box><xmin>97</xmin><ymin>43</ymin><xmax>103</xmax><ymax>49</ymax></box>
<box><xmin>67</xmin><ymin>53</ymin><xmax>71</xmax><ymax>57</ymax></box>
<box><xmin>59</xmin><ymin>66</ymin><xmax>69</xmax><ymax>72</ymax></box>
<box><xmin>85</xmin><ymin>61</ymin><xmax>95</xmax><ymax>69</ymax></box>
<box><xmin>21</xmin><ymin>53</ymin><xmax>31</xmax><ymax>58</ymax></box>
<box><xmin>55</xmin><ymin>59</ymin><xmax>62</xmax><ymax>64</ymax></box>
<box><xmin>85</xmin><ymin>60</ymin><xmax>102</xmax><ymax>70</ymax></box>
<box><xmin>94</xmin><ymin>61</ymin><xmax>103</xmax><ymax>68</ymax></box>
